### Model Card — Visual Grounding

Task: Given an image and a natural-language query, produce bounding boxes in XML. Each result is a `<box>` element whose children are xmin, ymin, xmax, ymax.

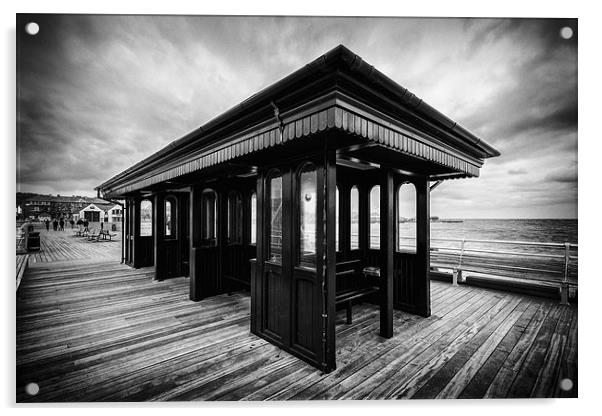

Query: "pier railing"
<box><xmin>400</xmin><ymin>236</ymin><xmax>578</xmax><ymax>303</ymax></box>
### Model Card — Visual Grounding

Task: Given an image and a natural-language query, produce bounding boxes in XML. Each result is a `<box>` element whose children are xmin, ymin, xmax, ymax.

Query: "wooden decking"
<box><xmin>24</xmin><ymin>226</ymin><xmax>121</xmax><ymax>264</ymax></box>
<box><xmin>16</xmin><ymin>259</ymin><xmax>577</xmax><ymax>401</ymax></box>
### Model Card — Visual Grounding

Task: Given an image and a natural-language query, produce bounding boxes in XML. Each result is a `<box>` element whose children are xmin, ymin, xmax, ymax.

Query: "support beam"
<box><xmin>379</xmin><ymin>168</ymin><xmax>394</xmax><ymax>338</ymax></box>
<box><xmin>123</xmin><ymin>199</ymin><xmax>128</xmax><ymax>264</ymax></box>
<box><xmin>132</xmin><ymin>197</ymin><xmax>141</xmax><ymax>268</ymax></box>
<box><xmin>324</xmin><ymin>150</ymin><xmax>337</xmax><ymax>371</ymax></box>
<box><xmin>153</xmin><ymin>193</ymin><xmax>165</xmax><ymax>280</ymax></box>
<box><xmin>415</xmin><ymin>178</ymin><xmax>432</xmax><ymax>317</ymax></box>
<box><xmin>189</xmin><ymin>185</ymin><xmax>202</xmax><ymax>301</ymax></box>
<box><xmin>429</xmin><ymin>180</ymin><xmax>443</xmax><ymax>192</ymax></box>
<box><xmin>251</xmin><ymin>173</ymin><xmax>265</xmax><ymax>334</ymax></box>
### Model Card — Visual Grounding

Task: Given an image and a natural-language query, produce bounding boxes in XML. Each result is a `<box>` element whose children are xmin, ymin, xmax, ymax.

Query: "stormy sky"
<box><xmin>16</xmin><ymin>15</ymin><xmax>577</xmax><ymax>218</ymax></box>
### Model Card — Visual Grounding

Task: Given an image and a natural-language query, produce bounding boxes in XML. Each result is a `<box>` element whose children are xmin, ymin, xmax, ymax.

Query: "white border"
<box><xmin>3</xmin><ymin>1</ymin><xmax>599</xmax><ymax>415</ymax></box>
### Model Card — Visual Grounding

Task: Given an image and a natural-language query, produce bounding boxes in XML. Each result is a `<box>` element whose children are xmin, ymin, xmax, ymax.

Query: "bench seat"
<box><xmin>335</xmin><ymin>286</ymin><xmax>379</xmax><ymax>324</ymax></box>
<box><xmin>335</xmin><ymin>260</ymin><xmax>380</xmax><ymax>324</ymax></box>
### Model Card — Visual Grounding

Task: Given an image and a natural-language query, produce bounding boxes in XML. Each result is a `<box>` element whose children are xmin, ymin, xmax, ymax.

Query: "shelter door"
<box><xmin>222</xmin><ymin>190</ymin><xmax>247</xmax><ymax>288</ymax></box>
<box><xmin>196</xmin><ymin>188</ymin><xmax>221</xmax><ymax>295</ymax></box>
<box><xmin>257</xmin><ymin>161</ymin><xmax>327</xmax><ymax>370</ymax></box>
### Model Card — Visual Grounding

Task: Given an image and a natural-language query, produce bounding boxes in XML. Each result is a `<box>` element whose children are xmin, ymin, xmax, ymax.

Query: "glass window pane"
<box><xmin>350</xmin><ymin>186</ymin><xmax>359</xmax><ymax>249</ymax></box>
<box><xmin>165</xmin><ymin>200</ymin><xmax>172</xmax><ymax>236</ymax></box>
<box><xmin>250</xmin><ymin>193</ymin><xmax>257</xmax><ymax>245</ymax></box>
<box><xmin>335</xmin><ymin>187</ymin><xmax>339</xmax><ymax>251</ymax></box>
<box><xmin>370</xmin><ymin>186</ymin><xmax>380</xmax><ymax>249</ymax></box>
<box><xmin>298</xmin><ymin>164</ymin><xmax>317</xmax><ymax>268</ymax></box>
<box><xmin>227</xmin><ymin>196</ymin><xmax>232</xmax><ymax>239</ymax></box>
<box><xmin>268</xmin><ymin>174</ymin><xmax>283</xmax><ymax>263</ymax></box>
<box><xmin>398</xmin><ymin>184</ymin><xmax>417</xmax><ymax>252</ymax></box>
<box><xmin>201</xmin><ymin>189</ymin><xmax>217</xmax><ymax>244</ymax></box>
<box><xmin>140</xmin><ymin>200</ymin><xmax>152</xmax><ymax>237</ymax></box>
<box><xmin>227</xmin><ymin>192</ymin><xmax>243</xmax><ymax>244</ymax></box>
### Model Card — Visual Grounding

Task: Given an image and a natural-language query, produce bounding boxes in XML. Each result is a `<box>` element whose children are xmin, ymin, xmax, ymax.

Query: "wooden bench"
<box><xmin>94</xmin><ymin>229</ymin><xmax>117</xmax><ymax>241</ymax></box>
<box><xmin>16</xmin><ymin>254</ymin><xmax>29</xmax><ymax>291</ymax></box>
<box><xmin>430</xmin><ymin>246</ymin><xmax>577</xmax><ymax>303</ymax></box>
<box><xmin>74</xmin><ymin>229</ymin><xmax>90</xmax><ymax>237</ymax></box>
<box><xmin>86</xmin><ymin>228</ymin><xmax>100</xmax><ymax>241</ymax></box>
<box><xmin>335</xmin><ymin>260</ymin><xmax>379</xmax><ymax>324</ymax></box>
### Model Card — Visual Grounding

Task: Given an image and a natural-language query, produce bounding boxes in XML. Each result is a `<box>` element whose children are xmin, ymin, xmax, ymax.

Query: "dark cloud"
<box><xmin>16</xmin><ymin>15</ymin><xmax>577</xmax><ymax>218</ymax></box>
<box><xmin>508</xmin><ymin>169</ymin><xmax>527</xmax><ymax>175</ymax></box>
<box><xmin>544</xmin><ymin>171</ymin><xmax>578</xmax><ymax>184</ymax></box>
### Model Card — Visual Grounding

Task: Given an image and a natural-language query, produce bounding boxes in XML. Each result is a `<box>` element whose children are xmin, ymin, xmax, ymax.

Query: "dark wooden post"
<box><xmin>251</xmin><ymin>173</ymin><xmax>264</xmax><ymax>334</ymax></box>
<box><xmin>123</xmin><ymin>198</ymin><xmax>129</xmax><ymax>264</ymax></box>
<box><xmin>132</xmin><ymin>197</ymin><xmax>141</xmax><ymax>268</ymax></box>
<box><xmin>154</xmin><ymin>193</ymin><xmax>164</xmax><ymax>280</ymax></box>
<box><xmin>415</xmin><ymin>177</ymin><xmax>431</xmax><ymax>317</ymax></box>
<box><xmin>190</xmin><ymin>185</ymin><xmax>201</xmax><ymax>301</ymax></box>
<box><xmin>324</xmin><ymin>150</ymin><xmax>337</xmax><ymax>371</ymax></box>
<box><xmin>380</xmin><ymin>168</ymin><xmax>394</xmax><ymax>338</ymax></box>
<box><xmin>359</xmin><ymin>185</ymin><xmax>369</xmax><ymax>257</ymax></box>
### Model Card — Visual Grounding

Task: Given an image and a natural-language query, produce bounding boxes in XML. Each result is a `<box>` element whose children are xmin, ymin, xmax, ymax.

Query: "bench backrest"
<box><xmin>430</xmin><ymin>244</ymin><xmax>577</xmax><ymax>285</ymax></box>
<box><xmin>336</xmin><ymin>259</ymin><xmax>369</xmax><ymax>293</ymax></box>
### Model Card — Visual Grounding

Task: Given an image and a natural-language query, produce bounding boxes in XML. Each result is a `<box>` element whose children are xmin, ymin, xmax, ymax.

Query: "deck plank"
<box><xmin>16</xmin><ymin>256</ymin><xmax>577</xmax><ymax>401</ymax></box>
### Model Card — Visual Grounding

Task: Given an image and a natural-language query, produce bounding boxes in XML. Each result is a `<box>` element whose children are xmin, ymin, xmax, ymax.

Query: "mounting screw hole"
<box><xmin>560</xmin><ymin>26</ymin><xmax>573</xmax><ymax>40</ymax></box>
<box><xmin>25</xmin><ymin>382</ymin><xmax>40</xmax><ymax>396</ymax></box>
<box><xmin>25</xmin><ymin>22</ymin><xmax>39</xmax><ymax>35</ymax></box>
<box><xmin>559</xmin><ymin>378</ymin><xmax>573</xmax><ymax>391</ymax></box>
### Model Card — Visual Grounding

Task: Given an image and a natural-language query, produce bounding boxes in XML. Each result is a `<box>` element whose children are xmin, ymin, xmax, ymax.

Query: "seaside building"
<box><xmin>77</xmin><ymin>202</ymin><xmax>123</xmax><ymax>225</ymax></box>
<box><xmin>21</xmin><ymin>194</ymin><xmax>111</xmax><ymax>221</ymax></box>
<box><xmin>96</xmin><ymin>45</ymin><xmax>499</xmax><ymax>372</ymax></box>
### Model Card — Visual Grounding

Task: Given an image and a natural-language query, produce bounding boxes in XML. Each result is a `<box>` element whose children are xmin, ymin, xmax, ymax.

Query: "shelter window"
<box><xmin>250</xmin><ymin>192</ymin><xmax>257</xmax><ymax>245</ymax></box>
<box><xmin>370</xmin><ymin>185</ymin><xmax>380</xmax><ymax>249</ymax></box>
<box><xmin>140</xmin><ymin>199</ymin><xmax>153</xmax><ymax>237</ymax></box>
<box><xmin>298</xmin><ymin>163</ymin><xmax>317</xmax><ymax>268</ymax></box>
<box><xmin>165</xmin><ymin>197</ymin><xmax>176</xmax><ymax>237</ymax></box>
<box><xmin>267</xmin><ymin>172</ymin><xmax>283</xmax><ymax>263</ymax></box>
<box><xmin>200</xmin><ymin>189</ymin><xmax>217</xmax><ymax>245</ymax></box>
<box><xmin>350</xmin><ymin>186</ymin><xmax>359</xmax><ymax>250</ymax></box>
<box><xmin>397</xmin><ymin>183</ymin><xmax>417</xmax><ymax>252</ymax></box>
<box><xmin>227</xmin><ymin>191</ymin><xmax>243</xmax><ymax>244</ymax></box>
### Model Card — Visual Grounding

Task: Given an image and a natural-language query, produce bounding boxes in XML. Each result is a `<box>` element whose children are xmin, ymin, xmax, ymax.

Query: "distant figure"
<box><xmin>44</xmin><ymin>219</ymin><xmax>50</xmax><ymax>231</ymax></box>
<box><xmin>52</xmin><ymin>219</ymin><xmax>58</xmax><ymax>231</ymax></box>
<box><xmin>70</xmin><ymin>219</ymin><xmax>75</xmax><ymax>229</ymax></box>
<box><xmin>100</xmin><ymin>221</ymin><xmax>104</xmax><ymax>231</ymax></box>
<box><xmin>77</xmin><ymin>218</ymin><xmax>83</xmax><ymax>233</ymax></box>
<box><xmin>59</xmin><ymin>218</ymin><xmax>65</xmax><ymax>231</ymax></box>
<box><xmin>83</xmin><ymin>219</ymin><xmax>89</xmax><ymax>233</ymax></box>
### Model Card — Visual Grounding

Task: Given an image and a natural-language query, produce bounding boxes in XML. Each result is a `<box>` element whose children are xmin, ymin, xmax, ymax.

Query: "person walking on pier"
<box><xmin>52</xmin><ymin>219</ymin><xmax>58</xmax><ymax>231</ymax></box>
<box><xmin>83</xmin><ymin>218</ymin><xmax>89</xmax><ymax>233</ymax></box>
<box><xmin>59</xmin><ymin>218</ymin><xmax>65</xmax><ymax>231</ymax></box>
<box><xmin>44</xmin><ymin>219</ymin><xmax>50</xmax><ymax>232</ymax></box>
<box><xmin>70</xmin><ymin>219</ymin><xmax>75</xmax><ymax>229</ymax></box>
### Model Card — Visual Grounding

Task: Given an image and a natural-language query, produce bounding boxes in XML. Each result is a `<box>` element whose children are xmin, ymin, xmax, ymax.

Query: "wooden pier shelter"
<box><xmin>97</xmin><ymin>45</ymin><xmax>500</xmax><ymax>372</ymax></box>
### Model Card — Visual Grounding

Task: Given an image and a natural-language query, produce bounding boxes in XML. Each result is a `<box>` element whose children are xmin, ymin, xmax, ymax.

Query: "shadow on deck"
<box><xmin>16</xmin><ymin>260</ymin><xmax>577</xmax><ymax>401</ymax></box>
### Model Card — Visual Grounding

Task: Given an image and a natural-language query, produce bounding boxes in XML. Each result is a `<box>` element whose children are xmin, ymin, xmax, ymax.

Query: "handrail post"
<box><xmin>453</xmin><ymin>239</ymin><xmax>465</xmax><ymax>286</ymax></box>
<box><xmin>560</xmin><ymin>242</ymin><xmax>570</xmax><ymax>306</ymax></box>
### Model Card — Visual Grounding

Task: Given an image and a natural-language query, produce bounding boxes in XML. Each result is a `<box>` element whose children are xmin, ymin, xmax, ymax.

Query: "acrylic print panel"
<box><xmin>16</xmin><ymin>14</ymin><xmax>577</xmax><ymax>401</ymax></box>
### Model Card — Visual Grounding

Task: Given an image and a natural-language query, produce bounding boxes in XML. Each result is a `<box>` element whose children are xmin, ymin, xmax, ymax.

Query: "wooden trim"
<box><xmin>103</xmin><ymin>97</ymin><xmax>482</xmax><ymax>197</ymax></box>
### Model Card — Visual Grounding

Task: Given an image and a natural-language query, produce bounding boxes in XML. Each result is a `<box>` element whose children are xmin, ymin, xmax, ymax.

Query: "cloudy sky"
<box><xmin>16</xmin><ymin>15</ymin><xmax>577</xmax><ymax>218</ymax></box>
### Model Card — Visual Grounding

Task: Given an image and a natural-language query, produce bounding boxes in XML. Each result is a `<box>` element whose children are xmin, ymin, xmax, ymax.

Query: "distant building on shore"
<box><xmin>19</xmin><ymin>193</ymin><xmax>119</xmax><ymax>221</ymax></box>
<box><xmin>76</xmin><ymin>202</ymin><xmax>122</xmax><ymax>224</ymax></box>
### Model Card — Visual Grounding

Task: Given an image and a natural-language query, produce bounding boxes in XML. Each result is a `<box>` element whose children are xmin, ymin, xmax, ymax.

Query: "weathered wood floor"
<box><xmin>24</xmin><ymin>226</ymin><xmax>121</xmax><ymax>264</ymax></box>
<box><xmin>16</xmin><ymin>260</ymin><xmax>577</xmax><ymax>401</ymax></box>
